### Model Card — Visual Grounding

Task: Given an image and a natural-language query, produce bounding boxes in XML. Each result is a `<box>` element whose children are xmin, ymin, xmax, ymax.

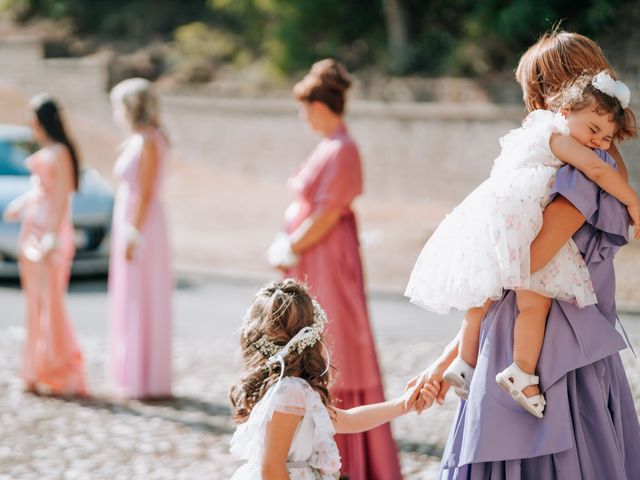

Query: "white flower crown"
<box><xmin>253</xmin><ymin>298</ymin><xmax>328</xmax><ymax>359</ymax></box>
<box><xmin>592</xmin><ymin>71</ymin><xmax>631</xmax><ymax>109</ymax></box>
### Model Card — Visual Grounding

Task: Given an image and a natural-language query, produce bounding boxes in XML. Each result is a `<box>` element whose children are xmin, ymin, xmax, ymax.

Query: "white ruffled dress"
<box><xmin>406</xmin><ymin>110</ymin><xmax>597</xmax><ymax>314</ymax></box>
<box><xmin>230</xmin><ymin>376</ymin><xmax>341</xmax><ymax>479</ymax></box>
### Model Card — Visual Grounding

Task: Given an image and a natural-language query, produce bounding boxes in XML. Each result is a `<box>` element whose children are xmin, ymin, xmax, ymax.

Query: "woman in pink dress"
<box><xmin>268</xmin><ymin>59</ymin><xmax>402</xmax><ymax>480</ymax></box>
<box><xmin>4</xmin><ymin>94</ymin><xmax>86</xmax><ymax>396</ymax></box>
<box><xmin>108</xmin><ymin>78</ymin><xmax>172</xmax><ymax>399</ymax></box>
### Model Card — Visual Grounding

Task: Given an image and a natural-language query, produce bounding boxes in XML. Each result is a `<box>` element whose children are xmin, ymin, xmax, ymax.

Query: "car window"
<box><xmin>0</xmin><ymin>140</ymin><xmax>36</xmax><ymax>176</ymax></box>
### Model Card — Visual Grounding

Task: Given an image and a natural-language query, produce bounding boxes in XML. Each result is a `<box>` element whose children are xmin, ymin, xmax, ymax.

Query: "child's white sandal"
<box><xmin>495</xmin><ymin>363</ymin><xmax>546</xmax><ymax>418</ymax></box>
<box><xmin>443</xmin><ymin>357</ymin><xmax>475</xmax><ymax>400</ymax></box>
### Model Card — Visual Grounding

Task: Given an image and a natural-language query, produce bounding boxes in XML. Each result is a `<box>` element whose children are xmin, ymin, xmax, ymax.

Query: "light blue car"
<box><xmin>0</xmin><ymin>123</ymin><xmax>113</xmax><ymax>277</ymax></box>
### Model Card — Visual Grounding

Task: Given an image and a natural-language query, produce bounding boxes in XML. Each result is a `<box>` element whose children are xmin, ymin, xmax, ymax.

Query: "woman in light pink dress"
<box><xmin>4</xmin><ymin>94</ymin><xmax>86</xmax><ymax>396</ymax></box>
<box><xmin>268</xmin><ymin>59</ymin><xmax>402</xmax><ymax>480</ymax></box>
<box><xmin>108</xmin><ymin>78</ymin><xmax>172</xmax><ymax>399</ymax></box>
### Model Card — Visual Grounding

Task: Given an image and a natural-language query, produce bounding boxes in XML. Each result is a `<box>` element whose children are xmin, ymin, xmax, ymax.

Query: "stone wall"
<box><xmin>1</xmin><ymin>35</ymin><xmax>638</xmax><ymax>205</ymax></box>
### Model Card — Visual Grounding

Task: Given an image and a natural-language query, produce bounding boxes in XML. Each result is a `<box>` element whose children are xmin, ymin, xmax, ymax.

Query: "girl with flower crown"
<box><xmin>229</xmin><ymin>279</ymin><xmax>438</xmax><ymax>479</ymax></box>
<box><xmin>405</xmin><ymin>70</ymin><xmax>638</xmax><ymax>419</ymax></box>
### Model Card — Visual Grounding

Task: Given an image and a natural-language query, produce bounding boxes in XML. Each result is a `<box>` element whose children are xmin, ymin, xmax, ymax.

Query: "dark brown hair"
<box><xmin>293</xmin><ymin>58</ymin><xmax>352</xmax><ymax>115</ymax></box>
<box><xmin>229</xmin><ymin>279</ymin><xmax>333</xmax><ymax>423</ymax></box>
<box><xmin>516</xmin><ymin>30</ymin><xmax>612</xmax><ymax>113</ymax></box>
<box><xmin>31</xmin><ymin>94</ymin><xmax>80</xmax><ymax>191</ymax></box>
<box><xmin>547</xmin><ymin>73</ymin><xmax>637</xmax><ymax>141</ymax></box>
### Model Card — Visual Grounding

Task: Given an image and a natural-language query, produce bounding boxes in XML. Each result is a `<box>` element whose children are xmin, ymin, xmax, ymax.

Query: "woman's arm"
<box><xmin>333</xmin><ymin>383</ymin><xmax>438</xmax><ymax>434</ymax></box>
<box><xmin>261</xmin><ymin>411</ymin><xmax>302</xmax><ymax>480</ymax></box>
<box><xmin>407</xmin><ymin>196</ymin><xmax>586</xmax><ymax>407</ymax></box>
<box><xmin>550</xmin><ymin>135</ymin><xmax>639</xmax><ymax>208</ymax></box>
<box><xmin>289</xmin><ymin>208</ymin><xmax>342</xmax><ymax>254</ymax></box>
<box><xmin>405</xmin><ymin>331</ymin><xmax>460</xmax><ymax>410</ymax></box>
<box><xmin>530</xmin><ymin>195</ymin><xmax>586</xmax><ymax>273</ymax></box>
<box><xmin>127</xmin><ymin>135</ymin><xmax>160</xmax><ymax>260</ymax></box>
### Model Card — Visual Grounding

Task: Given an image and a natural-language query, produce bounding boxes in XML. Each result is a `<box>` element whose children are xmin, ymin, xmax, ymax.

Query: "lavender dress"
<box><xmin>439</xmin><ymin>150</ymin><xmax>640</xmax><ymax>479</ymax></box>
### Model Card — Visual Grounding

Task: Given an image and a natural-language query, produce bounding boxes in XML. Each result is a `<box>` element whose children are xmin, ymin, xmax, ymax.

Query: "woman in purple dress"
<box><xmin>408</xmin><ymin>32</ymin><xmax>640</xmax><ymax>479</ymax></box>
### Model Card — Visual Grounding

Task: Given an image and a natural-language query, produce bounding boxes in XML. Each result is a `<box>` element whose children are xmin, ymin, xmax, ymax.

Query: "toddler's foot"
<box><xmin>495</xmin><ymin>363</ymin><xmax>546</xmax><ymax>418</ymax></box>
<box><xmin>443</xmin><ymin>357</ymin><xmax>475</xmax><ymax>400</ymax></box>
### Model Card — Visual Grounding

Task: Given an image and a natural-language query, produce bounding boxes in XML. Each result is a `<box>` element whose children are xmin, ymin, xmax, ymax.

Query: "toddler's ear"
<box><xmin>559</xmin><ymin>107</ymin><xmax>570</xmax><ymax>118</ymax></box>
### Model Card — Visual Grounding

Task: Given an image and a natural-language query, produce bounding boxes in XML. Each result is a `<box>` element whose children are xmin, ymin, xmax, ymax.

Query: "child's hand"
<box><xmin>628</xmin><ymin>204</ymin><xmax>640</xmax><ymax>239</ymax></box>
<box><xmin>403</xmin><ymin>381</ymin><xmax>439</xmax><ymax>414</ymax></box>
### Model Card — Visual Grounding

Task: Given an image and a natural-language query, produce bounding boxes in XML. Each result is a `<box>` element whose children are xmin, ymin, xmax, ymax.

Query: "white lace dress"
<box><xmin>230</xmin><ymin>377</ymin><xmax>341</xmax><ymax>479</ymax></box>
<box><xmin>406</xmin><ymin>110</ymin><xmax>597</xmax><ymax>314</ymax></box>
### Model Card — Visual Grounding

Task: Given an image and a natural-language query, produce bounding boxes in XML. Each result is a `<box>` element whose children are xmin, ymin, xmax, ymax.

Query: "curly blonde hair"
<box><xmin>229</xmin><ymin>279</ymin><xmax>334</xmax><ymax>423</ymax></box>
<box><xmin>110</xmin><ymin>77</ymin><xmax>162</xmax><ymax>130</ymax></box>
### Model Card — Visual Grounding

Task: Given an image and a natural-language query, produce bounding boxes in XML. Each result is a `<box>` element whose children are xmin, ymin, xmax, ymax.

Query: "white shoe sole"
<box><xmin>495</xmin><ymin>373</ymin><xmax>544</xmax><ymax>418</ymax></box>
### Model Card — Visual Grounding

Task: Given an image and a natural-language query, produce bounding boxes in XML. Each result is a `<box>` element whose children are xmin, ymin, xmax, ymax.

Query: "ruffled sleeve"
<box><xmin>495</xmin><ymin>110</ymin><xmax>570</xmax><ymax>172</ymax></box>
<box><xmin>549</xmin><ymin>149</ymin><xmax>629</xmax><ymax>242</ymax></box>
<box><xmin>273</xmin><ymin>377</ymin><xmax>307</xmax><ymax>416</ymax></box>
<box><xmin>313</xmin><ymin>140</ymin><xmax>362</xmax><ymax>211</ymax></box>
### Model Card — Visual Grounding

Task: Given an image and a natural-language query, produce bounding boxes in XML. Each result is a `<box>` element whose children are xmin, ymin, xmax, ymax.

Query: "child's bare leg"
<box><xmin>459</xmin><ymin>299</ymin><xmax>494</xmax><ymax>367</ymax></box>
<box><xmin>514</xmin><ymin>290</ymin><xmax>551</xmax><ymax>397</ymax></box>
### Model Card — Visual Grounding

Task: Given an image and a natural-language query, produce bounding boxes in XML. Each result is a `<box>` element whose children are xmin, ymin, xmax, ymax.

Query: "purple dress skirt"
<box><xmin>438</xmin><ymin>150</ymin><xmax>640</xmax><ymax>479</ymax></box>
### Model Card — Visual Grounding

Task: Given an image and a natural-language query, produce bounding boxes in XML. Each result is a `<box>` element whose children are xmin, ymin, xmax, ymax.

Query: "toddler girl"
<box><xmin>229</xmin><ymin>279</ymin><xmax>437</xmax><ymax>479</ymax></box>
<box><xmin>406</xmin><ymin>71</ymin><xmax>638</xmax><ymax>418</ymax></box>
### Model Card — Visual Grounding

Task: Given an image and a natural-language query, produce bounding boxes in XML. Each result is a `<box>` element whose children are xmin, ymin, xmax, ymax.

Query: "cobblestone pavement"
<box><xmin>1</xmin><ymin>325</ymin><xmax>638</xmax><ymax>480</ymax></box>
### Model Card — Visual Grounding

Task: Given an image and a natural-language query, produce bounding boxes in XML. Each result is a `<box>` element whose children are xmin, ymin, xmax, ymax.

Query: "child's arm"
<box><xmin>332</xmin><ymin>383</ymin><xmax>439</xmax><ymax>434</ymax></box>
<box><xmin>261</xmin><ymin>411</ymin><xmax>302</xmax><ymax>480</ymax></box>
<box><xmin>550</xmin><ymin>134</ymin><xmax>639</xmax><ymax>208</ymax></box>
<box><xmin>550</xmin><ymin>134</ymin><xmax>640</xmax><ymax>237</ymax></box>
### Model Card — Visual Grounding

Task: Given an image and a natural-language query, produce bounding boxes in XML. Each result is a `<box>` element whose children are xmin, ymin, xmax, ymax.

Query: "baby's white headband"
<box><xmin>592</xmin><ymin>71</ymin><xmax>631</xmax><ymax>109</ymax></box>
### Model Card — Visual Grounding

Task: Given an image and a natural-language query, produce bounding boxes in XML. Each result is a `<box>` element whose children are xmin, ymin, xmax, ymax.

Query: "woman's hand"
<box><xmin>403</xmin><ymin>380</ymin><xmax>439</xmax><ymax>413</ymax></box>
<box><xmin>3</xmin><ymin>195</ymin><xmax>29</xmax><ymax>222</ymax></box>
<box><xmin>405</xmin><ymin>357</ymin><xmax>453</xmax><ymax>412</ymax></box>
<box><xmin>125</xmin><ymin>224</ymin><xmax>142</xmax><ymax>262</ymax></box>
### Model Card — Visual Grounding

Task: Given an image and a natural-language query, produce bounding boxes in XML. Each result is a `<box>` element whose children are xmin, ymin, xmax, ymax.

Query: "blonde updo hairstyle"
<box><xmin>110</xmin><ymin>77</ymin><xmax>161</xmax><ymax>130</ymax></box>
<box><xmin>229</xmin><ymin>279</ymin><xmax>333</xmax><ymax>424</ymax></box>
<box><xmin>293</xmin><ymin>58</ymin><xmax>352</xmax><ymax>115</ymax></box>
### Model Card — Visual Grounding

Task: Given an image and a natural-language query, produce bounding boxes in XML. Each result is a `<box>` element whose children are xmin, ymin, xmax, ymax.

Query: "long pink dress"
<box><xmin>19</xmin><ymin>147</ymin><xmax>86</xmax><ymax>395</ymax></box>
<box><xmin>108</xmin><ymin>129</ymin><xmax>172</xmax><ymax>398</ymax></box>
<box><xmin>285</xmin><ymin>126</ymin><xmax>402</xmax><ymax>480</ymax></box>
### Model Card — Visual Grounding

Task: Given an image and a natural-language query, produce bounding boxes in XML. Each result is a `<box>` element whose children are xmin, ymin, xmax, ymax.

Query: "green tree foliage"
<box><xmin>2</xmin><ymin>0</ymin><xmax>638</xmax><ymax>76</ymax></box>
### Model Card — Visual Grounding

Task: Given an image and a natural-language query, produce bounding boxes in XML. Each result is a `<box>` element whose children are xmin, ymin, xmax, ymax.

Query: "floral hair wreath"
<box><xmin>253</xmin><ymin>298</ymin><xmax>328</xmax><ymax>360</ymax></box>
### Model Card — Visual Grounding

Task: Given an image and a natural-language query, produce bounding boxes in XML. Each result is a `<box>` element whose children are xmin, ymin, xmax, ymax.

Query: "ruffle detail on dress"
<box><xmin>229</xmin><ymin>377</ymin><xmax>341</xmax><ymax>478</ymax></box>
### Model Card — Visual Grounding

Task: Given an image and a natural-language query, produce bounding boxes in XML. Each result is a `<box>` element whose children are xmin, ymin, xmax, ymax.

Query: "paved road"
<box><xmin>2</xmin><ymin>274</ymin><xmax>638</xmax><ymax>341</ymax></box>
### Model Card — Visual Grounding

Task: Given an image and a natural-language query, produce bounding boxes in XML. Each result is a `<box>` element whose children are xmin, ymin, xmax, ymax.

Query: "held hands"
<box><xmin>627</xmin><ymin>204</ymin><xmax>640</xmax><ymax>240</ymax></box>
<box><xmin>402</xmin><ymin>380</ymin><xmax>439</xmax><ymax>414</ymax></box>
<box><xmin>404</xmin><ymin>358</ymin><xmax>452</xmax><ymax>413</ymax></box>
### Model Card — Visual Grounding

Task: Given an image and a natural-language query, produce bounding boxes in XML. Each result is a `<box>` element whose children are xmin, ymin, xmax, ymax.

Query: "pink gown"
<box><xmin>19</xmin><ymin>147</ymin><xmax>86</xmax><ymax>395</ymax></box>
<box><xmin>285</xmin><ymin>126</ymin><xmax>402</xmax><ymax>480</ymax></box>
<box><xmin>108</xmin><ymin>129</ymin><xmax>172</xmax><ymax>398</ymax></box>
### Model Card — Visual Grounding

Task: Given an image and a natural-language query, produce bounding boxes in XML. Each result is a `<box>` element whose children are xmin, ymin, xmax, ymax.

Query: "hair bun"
<box><xmin>311</xmin><ymin>59</ymin><xmax>352</xmax><ymax>92</ymax></box>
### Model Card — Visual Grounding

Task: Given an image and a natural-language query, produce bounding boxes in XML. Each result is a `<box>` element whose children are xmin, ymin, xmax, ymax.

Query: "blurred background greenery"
<box><xmin>2</xmin><ymin>0</ymin><xmax>639</xmax><ymax>90</ymax></box>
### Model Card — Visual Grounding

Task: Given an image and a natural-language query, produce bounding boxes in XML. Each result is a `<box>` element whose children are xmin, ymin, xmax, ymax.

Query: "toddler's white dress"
<box><xmin>406</xmin><ymin>110</ymin><xmax>597</xmax><ymax>313</ymax></box>
<box><xmin>230</xmin><ymin>376</ymin><xmax>341</xmax><ymax>479</ymax></box>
